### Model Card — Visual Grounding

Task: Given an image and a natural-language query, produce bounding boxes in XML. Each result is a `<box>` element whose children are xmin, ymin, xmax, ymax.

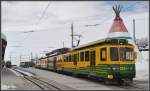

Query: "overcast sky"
<box><xmin>2</xmin><ymin>1</ymin><xmax>149</xmax><ymax>65</ymax></box>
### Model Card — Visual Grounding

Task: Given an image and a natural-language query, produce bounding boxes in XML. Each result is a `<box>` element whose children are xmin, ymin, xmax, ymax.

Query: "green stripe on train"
<box><xmin>47</xmin><ymin>64</ymin><xmax>135</xmax><ymax>79</ymax></box>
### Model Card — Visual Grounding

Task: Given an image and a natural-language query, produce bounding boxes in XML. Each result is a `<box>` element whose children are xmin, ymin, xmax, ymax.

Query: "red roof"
<box><xmin>109</xmin><ymin>16</ymin><xmax>128</xmax><ymax>33</ymax></box>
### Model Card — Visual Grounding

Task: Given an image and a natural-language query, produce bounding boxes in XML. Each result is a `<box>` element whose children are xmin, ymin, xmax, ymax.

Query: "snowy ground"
<box><xmin>1</xmin><ymin>84</ymin><xmax>17</xmax><ymax>90</ymax></box>
<box><xmin>134</xmin><ymin>51</ymin><xmax>149</xmax><ymax>82</ymax></box>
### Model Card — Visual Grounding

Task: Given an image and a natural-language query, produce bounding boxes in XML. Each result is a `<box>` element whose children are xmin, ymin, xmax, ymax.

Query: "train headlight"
<box><xmin>108</xmin><ymin>75</ymin><xmax>113</xmax><ymax>79</ymax></box>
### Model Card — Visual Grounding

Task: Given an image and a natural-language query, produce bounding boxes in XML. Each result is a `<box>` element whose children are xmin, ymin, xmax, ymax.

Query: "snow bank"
<box><xmin>14</xmin><ymin>69</ymin><xmax>33</xmax><ymax>76</ymax></box>
<box><xmin>128</xmin><ymin>39</ymin><xmax>149</xmax><ymax>81</ymax></box>
<box><xmin>1</xmin><ymin>84</ymin><xmax>17</xmax><ymax>90</ymax></box>
<box><xmin>135</xmin><ymin>51</ymin><xmax>149</xmax><ymax>81</ymax></box>
<box><xmin>9</xmin><ymin>68</ymin><xmax>23</xmax><ymax>76</ymax></box>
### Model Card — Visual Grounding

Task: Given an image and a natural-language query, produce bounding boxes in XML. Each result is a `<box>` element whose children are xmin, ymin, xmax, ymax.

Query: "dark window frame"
<box><xmin>66</xmin><ymin>56</ymin><xmax>69</xmax><ymax>62</ymax></box>
<box><xmin>85</xmin><ymin>51</ymin><xmax>89</xmax><ymax>61</ymax></box>
<box><xmin>74</xmin><ymin>54</ymin><xmax>77</xmax><ymax>62</ymax></box>
<box><xmin>110</xmin><ymin>47</ymin><xmax>119</xmax><ymax>61</ymax></box>
<box><xmin>72</xmin><ymin>54</ymin><xmax>74</xmax><ymax>62</ymax></box>
<box><xmin>77</xmin><ymin>53</ymin><xmax>79</xmax><ymax>62</ymax></box>
<box><xmin>100</xmin><ymin>48</ymin><xmax>107</xmax><ymax>61</ymax></box>
<box><xmin>69</xmin><ymin>55</ymin><xmax>72</xmax><ymax>62</ymax></box>
<box><xmin>64</xmin><ymin>55</ymin><xmax>67</xmax><ymax>62</ymax></box>
<box><xmin>90</xmin><ymin>50</ymin><xmax>96</xmax><ymax>66</ymax></box>
<box><xmin>80</xmin><ymin>52</ymin><xmax>85</xmax><ymax>61</ymax></box>
<box><xmin>119</xmin><ymin>47</ymin><xmax>133</xmax><ymax>61</ymax></box>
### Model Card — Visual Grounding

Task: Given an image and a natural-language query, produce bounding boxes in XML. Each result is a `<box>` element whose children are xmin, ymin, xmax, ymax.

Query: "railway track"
<box><xmin>118</xmin><ymin>84</ymin><xmax>145</xmax><ymax>90</ymax></box>
<box><xmin>24</xmin><ymin>76</ymin><xmax>61</xmax><ymax>90</ymax></box>
<box><xmin>70</xmin><ymin>75</ymin><xmax>146</xmax><ymax>90</ymax></box>
<box><xmin>103</xmin><ymin>80</ymin><xmax>146</xmax><ymax>90</ymax></box>
<box><xmin>13</xmin><ymin>68</ymin><xmax>147</xmax><ymax>90</ymax></box>
<box><xmin>104</xmin><ymin>80</ymin><xmax>146</xmax><ymax>90</ymax></box>
<box><xmin>13</xmin><ymin>68</ymin><xmax>73</xmax><ymax>90</ymax></box>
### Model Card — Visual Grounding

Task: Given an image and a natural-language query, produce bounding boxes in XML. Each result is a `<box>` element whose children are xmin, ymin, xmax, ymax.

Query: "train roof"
<box><xmin>39</xmin><ymin>56</ymin><xmax>48</xmax><ymax>60</ymax></box>
<box><xmin>1</xmin><ymin>33</ymin><xmax>7</xmax><ymax>41</ymax></box>
<box><xmin>73</xmin><ymin>38</ymin><xmax>106</xmax><ymax>50</ymax></box>
<box><xmin>73</xmin><ymin>38</ymin><xmax>132</xmax><ymax>50</ymax></box>
<box><xmin>46</xmin><ymin>47</ymin><xmax>72</xmax><ymax>56</ymax></box>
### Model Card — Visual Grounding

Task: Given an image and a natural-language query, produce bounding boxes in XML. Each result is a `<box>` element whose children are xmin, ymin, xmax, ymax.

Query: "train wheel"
<box><xmin>117</xmin><ymin>79</ymin><xmax>124</xmax><ymax>85</ymax></box>
<box><xmin>104</xmin><ymin>80</ymin><xmax>110</xmax><ymax>85</ymax></box>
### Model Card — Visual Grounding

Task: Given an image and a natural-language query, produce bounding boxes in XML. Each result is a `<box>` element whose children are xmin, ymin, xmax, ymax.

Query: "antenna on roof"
<box><xmin>112</xmin><ymin>5</ymin><xmax>122</xmax><ymax>17</ymax></box>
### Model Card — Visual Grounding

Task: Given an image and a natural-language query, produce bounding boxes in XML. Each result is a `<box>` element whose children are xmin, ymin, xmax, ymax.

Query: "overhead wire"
<box><xmin>35</xmin><ymin>2</ymin><xmax>51</xmax><ymax>26</ymax></box>
<box><xmin>8</xmin><ymin>2</ymin><xmax>147</xmax><ymax>51</ymax></box>
<box><xmin>78</xmin><ymin>2</ymin><xmax>144</xmax><ymax>33</ymax></box>
<box><xmin>8</xmin><ymin>2</ymin><xmax>52</xmax><ymax>59</ymax></box>
<box><xmin>6</xmin><ymin>1</ymin><xmax>143</xmax><ymax>34</ymax></box>
<box><xmin>17</xmin><ymin>2</ymin><xmax>51</xmax><ymax>45</ymax></box>
<box><xmin>7</xmin><ymin>2</ymin><xmax>148</xmax><ymax>61</ymax></box>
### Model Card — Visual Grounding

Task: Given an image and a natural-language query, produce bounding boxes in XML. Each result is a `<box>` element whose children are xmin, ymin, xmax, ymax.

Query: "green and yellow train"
<box><xmin>34</xmin><ymin>38</ymin><xmax>137</xmax><ymax>84</ymax></box>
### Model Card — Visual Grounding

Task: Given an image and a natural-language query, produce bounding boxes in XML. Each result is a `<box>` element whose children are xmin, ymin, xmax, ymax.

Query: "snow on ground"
<box><xmin>14</xmin><ymin>69</ymin><xmax>34</xmax><ymax>76</ymax></box>
<box><xmin>9</xmin><ymin>68</ymin><xmax>23</xmax><ymax>76</ymax></box>
<box><xmin>1</xmin><ymin>84</ymin><xmax>17</xmax><ymax>90</ymax></box>
<box><xmin>135</xmin><ymin>51</ymin><xmax>149</xmax><ymax>81</ymax></box>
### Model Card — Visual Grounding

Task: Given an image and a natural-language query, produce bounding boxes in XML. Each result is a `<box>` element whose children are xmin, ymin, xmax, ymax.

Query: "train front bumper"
<box><xmin>112</xmin><ymin>72</ymin><xmax>135</xmax><ymax>80</ymax></box>
<box><xmin>108</xmin><ymin>64</ymin><xmax>135</xmax><ymax>80</ymax></box>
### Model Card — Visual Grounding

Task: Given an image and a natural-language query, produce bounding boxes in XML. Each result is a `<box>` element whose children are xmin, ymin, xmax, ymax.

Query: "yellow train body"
<box><xmin>35</xmin><ymin>38</ymin><xmax>137</xmax><ymax>83</ymax></box>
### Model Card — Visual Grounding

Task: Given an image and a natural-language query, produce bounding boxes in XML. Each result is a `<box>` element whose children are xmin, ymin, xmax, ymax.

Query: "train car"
<box><xmin>34</xmin><ymin>6</ymin><xmax>137</xmax><ymax>84</ymax></box>
<box><xmin>40</xmin><ymin>57</ymin><xmax>49</xmax><ymax>69</ymax></box>
<box><xmin>35</xmin><ymin>57</ymin><xmax>48</xmax><ymax>69</ymax></box>
<box><xmin>6</xmin><ymin>61</ymin><xmax>11</xmax><ymax>68</ymax></box>
<box><xmin>20</xmin><ymin>61</ymin><xmax>33</xmax><ymax>68</ymax></box>
<box><xmin>35</xmin><ymin>58</ymin><xmax>41</xmax><ymax>68</ymax></box>
<box><xmin>40</xmin><ymin>38</ymin><xmax>137</xmax><ymax>84</ymax></box>
<box><xmin>1</xmin><ymin>33</ymin><xmax>7</xmax><ymax>68</ymax></box>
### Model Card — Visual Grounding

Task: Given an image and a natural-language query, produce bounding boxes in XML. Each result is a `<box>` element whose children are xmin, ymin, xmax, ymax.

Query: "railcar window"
<box><xmin>85</xmin><ymin>51</ymin><xmax>89</xmax><ymax>61</ymax></box>
<box><xmin>73</xmin><ymin>54</ymin><xmax>75</xmax><ymax>62</ymax></box>
<box><xmin>100</xmin><ymin>48</ymin><xmax>107</xmax><ymax>61</ymax></box>
<box><xmin>110</xmin><ymin>47</ymin><xmax>119</xmax><ymax>61</ymax></box>
<box><xmin>64</xmin><ymin>55</ymin><xmax>67</xmax><ymax>62</ymax></box>
<box><xmin>66</xmin><ymin>56</ymin><xmax>69</xmax><ymax>62</ymax></box>
<box><xmin>77</xmin><ymin>53</ymin><xmax>79</xmax><ymax>62</ymax></box>
<box><xmin>69</xmin><ymin>55</ymin><xmax>72</xmax><ymax>62</ymax></box>
<box><xmin>72</xmin><ymin>55</ymin><xmax>74</xmax><ymax>62</ymax></box>
<box><xmin>120</xmin><ymin>47</ymin><xmax>133</xmax><ymax>61</ymax></box>
<box><xmin>74</xmin><ymin>54</ymin><xmax>77</xmax><ymax>62</ymax></box>
<box><xmin>80</xmin><ymin>52</ymin><xmax>84</xmax><ymax>61</ymax></box>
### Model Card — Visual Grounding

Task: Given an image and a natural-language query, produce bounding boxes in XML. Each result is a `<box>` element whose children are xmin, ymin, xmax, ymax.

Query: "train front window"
<box><xmin>120</xmin><ymin>47</ymin><xmax>133</xmax><ymax>61</ymax></box>
<box><xmin>110</xmin><ymin>47</ymin><xmax>119</xmax><ymax>61</ymax></box>
<box><xmin>110</xmin><ymin>47</ymin><xmax>133</xmax><ymax>61</ymax></box>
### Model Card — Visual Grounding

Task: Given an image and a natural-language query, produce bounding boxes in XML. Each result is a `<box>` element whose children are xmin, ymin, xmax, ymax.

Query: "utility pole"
<box><xmin>71</xmin><ymin>23</ymin><xmax>74</xmax><ymax>48</ymax></box>
<box><xmin>133</xmin><ymin>19</ymin><xmax>136</xmax><ymax>44</ymax></box>
<box><xmin>63</xmin><ymin>41</ymin><xmax>65</xmax><ymax>48</ymax></box>
<box><xmin>31</xmin><ymin>52</ymin><xmax>33</xmax><ymax>61</ymax></box>
<box><xmin>71</xmin><ymin>23</ymin><xmax>82</xmax><ymax>48</ymax></box>
<box><xmin>20</xmin><ymin>55</ymin><xmax>21</xmax><ymax>66</ymax></box>
<box><xmin>133</xmin><ymin>19</ymin><xmax>140</xmax><ymax>51</ymax></box>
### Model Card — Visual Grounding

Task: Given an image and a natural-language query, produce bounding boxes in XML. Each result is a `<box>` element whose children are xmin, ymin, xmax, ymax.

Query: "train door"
<box><xmin>73</xmin><ymin>53</ymin><xmax>77</xmax><ymax>66</ymax></box>
<box><xmin>53</xmin><ymin>57</ymin><xmax>57</xmax><ymax>70</ymax></box>
<box><xmin>90</xmin><ymin>50</ymin><xmax>96</xmax><ymax>67</ymax></box>
<box><xmin>47</xmin><ymin>58</ymin><xmax>49</xmax><ymax>69</ymax></box>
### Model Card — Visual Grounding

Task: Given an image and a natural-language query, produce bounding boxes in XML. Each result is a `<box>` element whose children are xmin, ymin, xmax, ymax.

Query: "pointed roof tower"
<box><xmin>107</xmin><ymin>5</ymin><xmax>132</xmax><ymax>39</ymax></box>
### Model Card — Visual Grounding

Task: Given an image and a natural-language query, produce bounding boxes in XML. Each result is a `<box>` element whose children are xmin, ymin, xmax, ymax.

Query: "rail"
<box><xmin>13</xmin><ymin>68</ymin><xmax>73</xmax><ymax>90</ymax></box>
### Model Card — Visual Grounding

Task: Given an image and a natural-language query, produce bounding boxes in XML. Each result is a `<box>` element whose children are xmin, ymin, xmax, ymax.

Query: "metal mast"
<box><xmin>71</xmin><ymin>24</ymin><xmax>74</xmax><ymax>48</ymax></box>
